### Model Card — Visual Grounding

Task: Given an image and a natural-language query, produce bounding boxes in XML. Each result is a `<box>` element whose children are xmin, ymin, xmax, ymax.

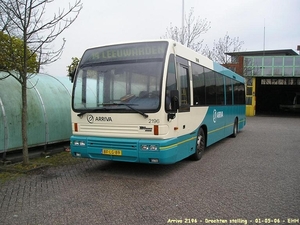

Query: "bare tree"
<box><xmin>202</xmin><ymin>32</ymin><xmax>244</xmax><ymax>64</ymax></box>
<box><xmin>0</xmin><ymin>0</ymin><xmax>82</xmax><ymax>165</ymax></box>
<box><xmin>162</xmin><ymin>8</ymin><xmax>211</xmax><ymax>52</ymax></box>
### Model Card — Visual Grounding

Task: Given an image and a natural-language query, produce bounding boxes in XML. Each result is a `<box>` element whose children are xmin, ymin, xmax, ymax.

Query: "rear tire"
<box><xmin>191</xmin><ymin>128</ymin><xmax>205</xmax><ymax>161</ymax></box>
<box><xmin>231</xmin><ymin>118</ymin><xmax>238</xmax><ymax>138</ymax></box>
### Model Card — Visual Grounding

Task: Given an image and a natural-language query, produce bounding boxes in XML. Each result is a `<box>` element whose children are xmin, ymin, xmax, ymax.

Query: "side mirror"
<box><xmin>167</xmin><ymin>90</ymin><xmax>179</xmax><ymax>121</ymax></box>
<box><xmin>170</xmin><ymin>90</ymin><xmax>179</xmax><ymax>112</ymax></box>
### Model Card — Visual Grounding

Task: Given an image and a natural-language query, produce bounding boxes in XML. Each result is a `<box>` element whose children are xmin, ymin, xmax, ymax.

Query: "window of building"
<box><xmin>284</xmin><ymin>67</ymin><xmax>293</xmax><ymax>76</ymax></box>
<box><xmin>284</xmin><ymin>57</ymin><xmax>294</xmax><ymax>66</ymax></box>
<box><xmin>263</xmin><ymin>57</ymin><xmax>272</xmax><ymax>66</ymax></box>
<box><xmin>253</xmin><ymin>57</ymin><xmax>262</xmax><ymax>67</ymax></box>
<box><xmin>274</xmin><ymin>57</ymin><xmax>283</xmax><ymax>66</ymax></box>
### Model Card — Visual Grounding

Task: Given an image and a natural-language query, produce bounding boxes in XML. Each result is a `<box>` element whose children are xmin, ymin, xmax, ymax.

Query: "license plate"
<box><xmin>102</xmin><ymin>149</ymin><xmax>122</xmax><ymax>156</ymax></box>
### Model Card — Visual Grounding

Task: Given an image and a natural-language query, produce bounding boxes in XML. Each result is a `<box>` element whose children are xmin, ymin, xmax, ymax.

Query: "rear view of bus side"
<box><xmin>70</xmin><ymin>40</ymin><xmax>246</xmax><ymax>164</ymax></box>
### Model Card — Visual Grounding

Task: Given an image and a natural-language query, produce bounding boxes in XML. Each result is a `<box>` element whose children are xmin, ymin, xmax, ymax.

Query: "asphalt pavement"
<box><xmin>0</xmin><ymin>116</ymin><xmax>299</xmax><ymax>225</ymax></box>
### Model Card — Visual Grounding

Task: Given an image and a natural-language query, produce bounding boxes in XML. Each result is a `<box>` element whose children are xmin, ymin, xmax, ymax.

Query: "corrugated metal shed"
<box><xmin>0</xmin><ymin>73</ymin><xmax>72</xmax><ymax>154</ymax></box>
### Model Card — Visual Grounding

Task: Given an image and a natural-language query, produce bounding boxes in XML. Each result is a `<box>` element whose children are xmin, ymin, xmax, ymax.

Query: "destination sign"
<box><xmin>80</xmin><ymin>42</ymin><xmax>168</xmax><ymax>64</ymax></box>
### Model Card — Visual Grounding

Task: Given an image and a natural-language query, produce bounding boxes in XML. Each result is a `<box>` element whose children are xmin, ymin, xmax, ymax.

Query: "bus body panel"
<box><xmin>202</xmin><ymin>105</ymin><xmax>246</xmax><ymax>146</ymax></box>
<box><xmin>71</xmin><ymin>131</ymin><xmax>197</xmax><ymax>164</ymax></box>
<box><xmin>71</xmin><ymin>105</ymin><xmax>245</xmax><ymax>164</ymax></box>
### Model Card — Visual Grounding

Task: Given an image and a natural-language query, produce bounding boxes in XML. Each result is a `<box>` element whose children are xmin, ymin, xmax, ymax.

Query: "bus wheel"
<box><xmin>231</xmin><ymin>118</ymin><xmax>238</xmax><ymax>138</ymax></box>
<box><xmin>191</xmin><ymin>128</ymin><xmax>205</xmax><ymax>161</ymax></box>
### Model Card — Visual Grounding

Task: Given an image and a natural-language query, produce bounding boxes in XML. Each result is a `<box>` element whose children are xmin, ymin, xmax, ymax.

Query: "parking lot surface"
<box><xmin>1</xmin><ymin>116</ymin><xmax>300</xmax><ymax>225</ymax></box>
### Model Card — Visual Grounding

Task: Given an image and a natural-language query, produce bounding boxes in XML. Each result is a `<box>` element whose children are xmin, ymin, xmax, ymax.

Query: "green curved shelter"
<box><xmin>0</xmin><ymin>73</ymin><xmax>72</xmax><ymax>154</ymax></box>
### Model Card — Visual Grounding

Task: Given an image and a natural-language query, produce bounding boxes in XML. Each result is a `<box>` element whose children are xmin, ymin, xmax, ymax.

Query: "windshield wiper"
<box><xmin>77</xmin><ymin>103</ymin><xmax>149</xmax><ymax>118</ymax></box>
<box><xmin>102</xmin><ymin>103</ymin><xmax>149</xmax><ymax>118</ymax></box>
<box><xmin>77</xmin><ymin>108</ymin><xmax>108</xmax><ymax>117</ymax></box>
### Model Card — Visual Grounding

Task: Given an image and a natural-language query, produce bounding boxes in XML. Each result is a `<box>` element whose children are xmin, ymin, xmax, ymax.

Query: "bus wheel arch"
<box><xmin>191</xmin><ymin>126</ymin><xmax>206</xmax><ymax>161</ymax></box>
<box><xmin>231</xmin><ymin>117</ymin><xmax>238</xmax><ymax>138</ymax></box>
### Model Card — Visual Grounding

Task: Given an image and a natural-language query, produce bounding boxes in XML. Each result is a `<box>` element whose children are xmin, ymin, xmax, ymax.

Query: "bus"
<box><xmin>70</xmin><ymin>39</ymin><xmax>246</xmax><ymax>164</ymax></box>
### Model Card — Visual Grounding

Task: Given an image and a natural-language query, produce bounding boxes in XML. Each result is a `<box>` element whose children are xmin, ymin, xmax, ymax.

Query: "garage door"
<box><xmin>256</xmin><ymin>78</ymin><xmax>300</xmax><ymax>114</ymax></box>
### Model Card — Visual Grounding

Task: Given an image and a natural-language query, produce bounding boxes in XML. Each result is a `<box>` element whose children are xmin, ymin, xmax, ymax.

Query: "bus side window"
<box><xmin>216</xmin><ymin>73</ymin><xmax>225</xmax><ymax>105</ymax></box>
<box><xmin>173</xmin><ymin>55</ymin><xmax>190</xmax><ymax>111</ymax></box>
<box><xmin>179</xmin><ymin>66</ymin><xmax>189</xmax><ymax>104</ymax></box>
<box><xmin>192</xmin><ymin>63</ymin><xmax>205</xmax><ymax>106</ymax></box>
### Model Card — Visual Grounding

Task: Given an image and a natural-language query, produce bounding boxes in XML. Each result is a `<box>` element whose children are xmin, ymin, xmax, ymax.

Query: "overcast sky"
<box><xmin>42</xmin><ymin>0</ymin><xmax>300</xmax><ymax>76</ymax></box>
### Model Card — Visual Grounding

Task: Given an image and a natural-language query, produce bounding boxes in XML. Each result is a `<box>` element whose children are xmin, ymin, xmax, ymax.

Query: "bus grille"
<box><xmin>80</xmin><ymin>124</ymin><xmax>139</xmax><ymax>134</ymax></box>
<box><xmin>87</xmin><ymin>139</ymin><xmax>138</xmax><ymax>150</ymax></box>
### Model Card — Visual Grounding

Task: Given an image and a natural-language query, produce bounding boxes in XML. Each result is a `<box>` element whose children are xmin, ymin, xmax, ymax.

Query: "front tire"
<box><xmin>191</xmin><ymin>128</ymin><xmax>205</xmax><ymax>161</ymax></box>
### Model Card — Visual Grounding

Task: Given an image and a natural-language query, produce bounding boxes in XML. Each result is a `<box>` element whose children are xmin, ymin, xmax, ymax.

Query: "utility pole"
<box><xmin>181</xmin><ymin>0</ymin><xmax>184</xmax><ymax>44</ymax></box>
<box><xmin>182</xmin><ymin>0</ymin><xmax>185</xmax><ymax>29</ymax></box>
<box><xmin>263</xmin><ymin>19</ymin><xmax>266</xmax><ymax>56</ymax></box>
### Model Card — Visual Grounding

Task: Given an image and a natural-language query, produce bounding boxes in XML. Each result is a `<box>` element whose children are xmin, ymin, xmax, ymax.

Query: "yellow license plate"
<box><xmin>102</xmin><ymin>149</ymin><xmax>122</xmax><ymax>156</ymax></box>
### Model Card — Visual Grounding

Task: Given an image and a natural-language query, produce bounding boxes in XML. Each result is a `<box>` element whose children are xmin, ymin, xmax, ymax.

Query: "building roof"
<box><xmin>226</xmin><ymin>49</ymin><xmax>299</xmax><ymax>57</ymax></box>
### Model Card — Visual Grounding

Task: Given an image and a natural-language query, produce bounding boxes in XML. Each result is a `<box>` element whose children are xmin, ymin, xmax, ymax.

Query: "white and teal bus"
<box><xmin>70</xmin><ymin>40</ymin><xmax>246</xmax><ymax>164</ymax></box>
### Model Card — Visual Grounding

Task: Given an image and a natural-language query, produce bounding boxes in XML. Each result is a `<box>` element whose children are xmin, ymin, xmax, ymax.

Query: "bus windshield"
<box><xmin>72</xmin><ymin>42</ymin><xmax>168</xmax><ymax>113</ymax></box>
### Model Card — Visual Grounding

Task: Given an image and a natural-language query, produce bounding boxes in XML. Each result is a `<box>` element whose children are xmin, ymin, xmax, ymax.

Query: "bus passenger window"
<box><xmin>178</xmin><ymin>65</ymin><xmax>190</xmax><ymax>111</ymax></box>
<box><xmin>216</xmin><ymin>73</ymin><xmax>225</xmax><ymax>105</ymax></box>
<box><xmin>192</xmin><ymin>63</ymin><xmax>205</xmax><ymax>106</ymax></box>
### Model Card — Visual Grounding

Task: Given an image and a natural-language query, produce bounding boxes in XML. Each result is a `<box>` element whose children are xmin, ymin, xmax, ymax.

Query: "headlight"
<box><xmin>73</xmin><ymin>140</ymin><xmax>86</xmax><ymax>146</ymax></box>
<box><xmin>141</xmin><ymin>145</ymin><xmax>149</xmax><ymax>151</ymax></box>
<box><xmin>149</xmin><ymin>145</ymin><xmax>158</xmax><ymax>151</ymax></box>
<box><xmin>141</xmin><ymin>144</ymin><xmax>159</xmax><ymax>151</ymax></box>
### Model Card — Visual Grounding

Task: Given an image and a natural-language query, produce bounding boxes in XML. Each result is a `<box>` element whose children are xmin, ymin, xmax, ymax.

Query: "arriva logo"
<box><xmin>87</xmin><ymin>114</ymin><xmax>94</xmax><ymax>123</ymax></box>
<box><xmin>87</xmin><ymin>114</ymin><xmax>113</xmax><ymax>123</ymax></box>
<box><xmin>213</xmin><ymin>109</ymin><xmax>223</xmax><ymax>123</ymax></box>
